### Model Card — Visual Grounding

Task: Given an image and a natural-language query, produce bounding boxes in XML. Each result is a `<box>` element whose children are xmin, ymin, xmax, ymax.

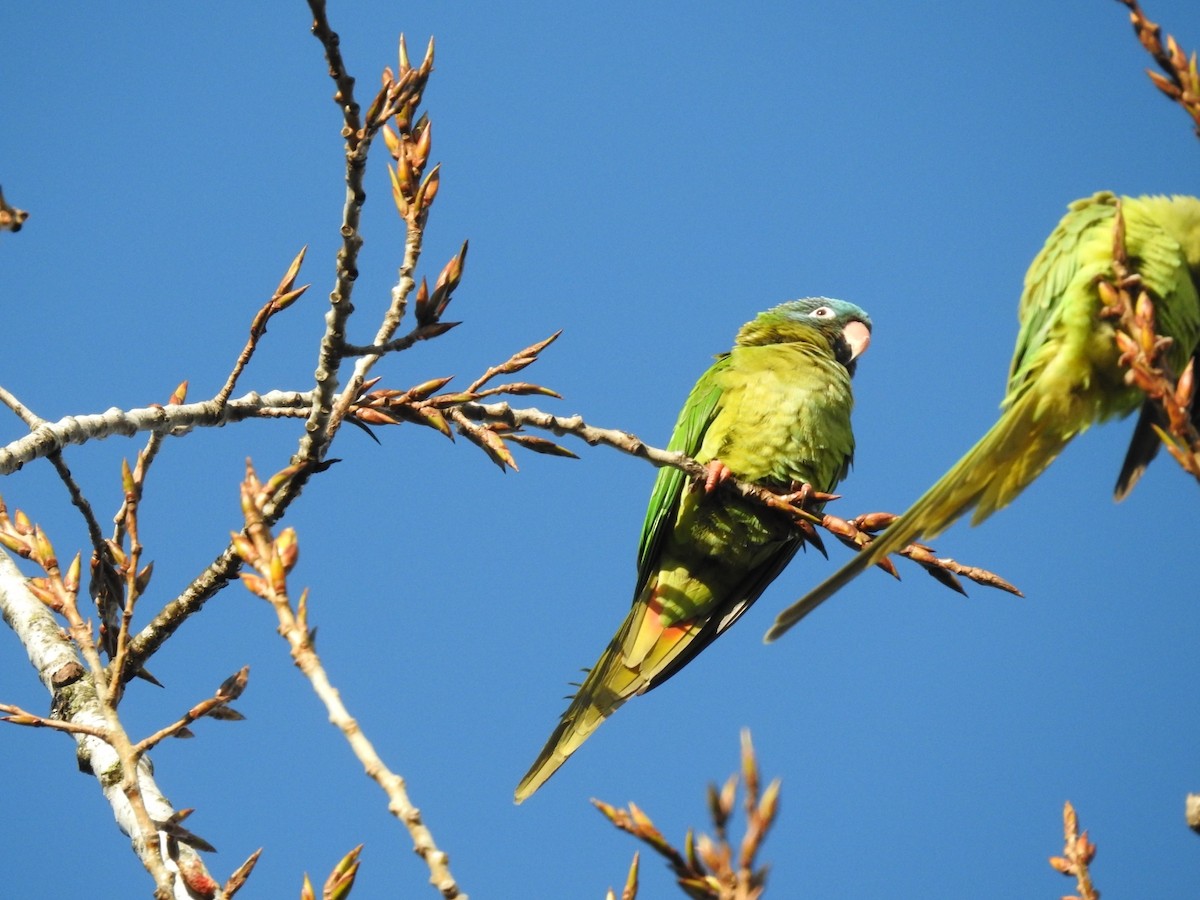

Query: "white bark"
<box><xmin>0</xmin><ymin>549</ymin><xmax>213</xmax><ymax>899</ymax></box>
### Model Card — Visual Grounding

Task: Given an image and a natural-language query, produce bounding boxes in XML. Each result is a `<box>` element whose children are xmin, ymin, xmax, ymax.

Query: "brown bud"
<box><xmin>1096</xmin><ymin>279</ymin><xmax>1120</xmax><ymax>308</ymax></box>
<box><xmin>352</xmin><ymin>408</ymin><xmax>400</xmax><ymax>426</ymax></box>
<box><xmin>389</xmin><ymin>165</ymin><xmax>411</xmax><ymax>216</ymax></box>
<box><xmin>757</xmin><ymin>777</ymin><xmax>782</xmax><ymax>824</ymax></box>
<box><xmin>412</xmin><ymin>119</ymin><xmax>432</xmax><ymax>168</ymax></box>
<box><xmin>821</xmin><ymin>514</ymin><xmax>859</xmax><ymax>541</ymax></box>
<box><xmin>1048</xmin><ymin>855</ymin><xmax>1074</xmax><ymax>875</ymax></box>
<box><xmin>1147</xmin><ymin>69</ymin><xmax>1184</xmax><ymax>99</ymax></box>
<box><xmin>1113</xmin><ymin>330</ymin><xmax>1138</xmax><ymax>356</ymax></box>
<box><xmin>855</xmin><ymin>511</ymin><xmax>899</xmax><ymax>532</ymax></box>
<box><xmin>418</xmin><ymin>375</ymin><xmax>459</xmax><ymax>399</ymax></box>
<box><xmin>0</xmin><ymin>531</ymin><xmax>27</xmax><ymax>555</ymax></box>
<box><xmin>419</xmin><ymin>164</ymin><xmax>441</xmax><ymax>209</ymax></box>
<box><xmin>398</xmin><ymin>34</ymin><xmax>411</xmax><ymax>73</ymax></box>
<box><xmin>1176</xmin><ymin>357</ymin><xmax>1195</xmax><ymax>408</ymax></box>
<box><xmin>1134</xmin><ymin>290</ymin><xmax>1156</xmax><ymax>327</ymax></box>
<box><xmin>382</xmin><ymin>125</ymin><xmax>402</xmax><ymax>160</ymax></box>
<box><xmin>238</xmin><ymin>573</ymin><xmax>269</xmax><ymax>599</ymax></box>
<box><xmin>416</xmin><ymin>407</ymin><xmax>452</xmax><ymax>438</ymax></box>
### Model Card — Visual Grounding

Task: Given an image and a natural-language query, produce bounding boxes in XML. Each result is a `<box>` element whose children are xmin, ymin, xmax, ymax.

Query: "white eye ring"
<box><xmin>811</xmin><ymin>306</ymin><xmax>833</xmax><ymax>318</ymax></box>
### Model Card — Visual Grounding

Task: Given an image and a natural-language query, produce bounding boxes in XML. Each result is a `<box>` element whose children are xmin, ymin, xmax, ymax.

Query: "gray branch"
<box><xmin>0</xmin><ymin>550</ymin><xmax>208</xmax><ymax>898</ymax></box>
<box><xmin>0</xmin><ymin>390</ymin><xmax>312</xmax><ymax>475</ymax></box>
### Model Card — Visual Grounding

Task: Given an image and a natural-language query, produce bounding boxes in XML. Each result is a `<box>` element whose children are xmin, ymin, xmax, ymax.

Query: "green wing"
<box><xmin>1007</xmin><ymin>192</ymin><xmax>1116</xmax><ymax>402</ymax></box>
<box><xmin>634</xmin><ymin>353</ymin><xmax>730</xmax><ymax>590</ymax></box>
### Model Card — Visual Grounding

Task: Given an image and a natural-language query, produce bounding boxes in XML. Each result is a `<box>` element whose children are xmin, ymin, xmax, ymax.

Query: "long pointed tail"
<box><xmin>513</xmin><ymin>641</ymin><xmax>632</xmax><ymax>803</ymax></box>
<box><xmin>766</xmin><ymin>391</ymin><xmax>1075</xmax><ymax>642</ymax></box>
<box><xmin>515</xmin><ymin>581</ymin><xmax>708</xmax><ymax>802</ymax></box>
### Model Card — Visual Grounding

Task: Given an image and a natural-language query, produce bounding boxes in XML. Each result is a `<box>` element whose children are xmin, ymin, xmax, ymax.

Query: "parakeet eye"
<box><xmin>810</xmin><ymin>306</ymin><xmax>834</xmax><ymax>318</ymax></box>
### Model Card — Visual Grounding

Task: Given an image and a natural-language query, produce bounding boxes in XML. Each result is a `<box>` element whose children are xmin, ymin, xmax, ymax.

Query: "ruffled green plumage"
<box><xmin>515</xmin><ymin>298</ymin><xmax>871</xmax><ymax>802</ymax></box>
<box><xmin>766</xmin><ymin>192</ymin><xmax>1200</xmax><ymax>643</ymax></box>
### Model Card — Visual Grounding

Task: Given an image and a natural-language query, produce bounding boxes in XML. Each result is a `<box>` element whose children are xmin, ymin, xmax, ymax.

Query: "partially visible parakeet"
<box><xmin>515</xmin><ymin>298</ymin><xmax>873</xmax><ymax>802</ymax></box>
<box><xmin>767</xmin><ymin>192</ymin><xmax>1200</xmax><ymax>643</ymax></box>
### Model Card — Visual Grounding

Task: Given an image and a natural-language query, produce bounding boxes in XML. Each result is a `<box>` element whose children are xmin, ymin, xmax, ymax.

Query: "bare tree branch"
<box><xmin>0</xmin><ymin>549</ymin><xmax>217</xmax><ymax>898</ymax></box>
<box><xmin>235</xmin><ymin>461</ymin><xmax>467</xmax><ymax>899</ymax></box>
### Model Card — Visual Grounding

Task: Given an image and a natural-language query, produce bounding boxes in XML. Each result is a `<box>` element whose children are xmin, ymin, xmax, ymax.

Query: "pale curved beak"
<box><xmin>842</xmin><ymin>319</ymin><xmax>871</xmax><ymax>361</ymax></box>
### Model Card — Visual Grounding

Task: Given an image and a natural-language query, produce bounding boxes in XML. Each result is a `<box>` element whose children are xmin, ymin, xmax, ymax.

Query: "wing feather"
<box><xmin>634</xmin><ymin>354</ymin><xmax>730</xmax><ymax>590</ymax></box>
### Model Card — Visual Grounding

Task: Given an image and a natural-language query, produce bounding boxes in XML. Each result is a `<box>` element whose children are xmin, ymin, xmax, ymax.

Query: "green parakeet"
<box><xmin>766</xmin><ymin>192</ymin><xmax>1200</xmax><ymax>643</ymax></box>
<box><xmin>515</xmin><ymin>298</ymin><xmax>873</xmax><ymax>802</ymax></box>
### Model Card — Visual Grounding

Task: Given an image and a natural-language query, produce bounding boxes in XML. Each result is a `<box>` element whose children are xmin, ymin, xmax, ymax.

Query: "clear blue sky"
<box><xmin>2</xmin><ymin>2</ymin><xmax>1198</xmax><ymax>897</ymax></box>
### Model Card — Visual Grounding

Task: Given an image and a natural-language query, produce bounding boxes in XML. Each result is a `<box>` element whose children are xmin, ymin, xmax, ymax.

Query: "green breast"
<box><xmin>698</xmin><ymin>341</ymin><xmax>855</xmax><ymax>492</ymax></box>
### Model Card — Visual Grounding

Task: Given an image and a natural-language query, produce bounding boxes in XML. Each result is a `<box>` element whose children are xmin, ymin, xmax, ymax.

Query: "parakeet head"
<box><xmin>736</xmin><ymin>297</ymin><xmax>872</xmax><ymax>372</ymax></box>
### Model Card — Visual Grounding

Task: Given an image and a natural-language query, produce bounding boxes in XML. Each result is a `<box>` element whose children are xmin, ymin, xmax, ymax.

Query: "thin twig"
<box><xmin>0</xmin><ymin>702</ymin><xmax>111</xmax><ymax>739</ymax></box>
<box><xmin>112</xmin><ymin>381</ymin><xmax>189</xmax><ymax>547</ymax></box>
<box><xmin>1117</xmin><ymin>0</ymin><xmax>1200</xmax><ymax>137</ymax></box>
<box><xmin>235</xmin><ymin>461</ymin><xmax>467</xmax><ymax>900</ymax></box>
<box><xmin>306</xmin><ymin>0</ymin><xmax>363</xmax><ymax>146</ymax></box>
<box><xmin>342</xmin><ymin>320</ymin><xmax>459</xmax><ymax>356</ymax></box>
<box><xmin>320</xmin><ymin>37</ymin><xmax>441</xmax><ymax>452</ymax></box>
<box><xmin>1049</xmin><ymin>801</ymin><xmax>1100</xmax><ymax>900</ymax></box>
<box><xmin>133</xmin><ymin>667</ymin><xmax>248</xmax><ymax>755</ymax></box>
<box><xmin>0</xmin><ymin>385</ymin><xmax>110</xmax><ymax>555</ymax></box>
<box><xmin>0</xmin><ymin>385</ymin><xmax>133</xmax><ymax>667</ymax></box>
<box><xmin>595</xmin><ymin>730</ymin><xmax>778</xmax><ymax>900</ymax></box>
<box><xmin>214</xmin><ymin>248</ymin><xmax>309</xmax><ymax>409</ymax></box>
<box><xmin>298</xmin><ymin>1</ymin><xmax>380</xmax><ymax>465</ymax></box>
<box><xmin>104</xmin><ymin>386</ymin><xmax>191</xmax><ymax>685</ymax></box>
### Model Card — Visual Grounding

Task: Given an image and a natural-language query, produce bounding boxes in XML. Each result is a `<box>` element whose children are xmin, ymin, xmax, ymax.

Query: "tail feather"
<box><xmin>514</xmin><ymin>644</ymin><xmax>633</xmax><ymax>803</ymax></box>
<box><xmin>514</xmin><ymin>586</ymin><xmax>703</xmax><ymax>803</ymax></box>
<box><xmin>1114</xmin><ymin>401</ymin><xmax>1162</xmax><ymax>501</ymax></box>
<box><xmin>766</xmin><ymin>391</ymin><xmax>1073</xmax><ymax>642</ymax></box>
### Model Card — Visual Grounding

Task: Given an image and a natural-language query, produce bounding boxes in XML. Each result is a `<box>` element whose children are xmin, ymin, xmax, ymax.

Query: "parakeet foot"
<box><xmin>703</xmin><ymin>460</ymin><xmax>733</xmax><ymax>493</ymax></box>
<box><xmin>778</xmin><ymin>481</ymin><xmax>839</xmax><ymax>509</ymax></box>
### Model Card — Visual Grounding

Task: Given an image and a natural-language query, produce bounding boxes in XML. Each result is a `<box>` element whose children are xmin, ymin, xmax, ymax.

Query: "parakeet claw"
<box><xmin>782</xmin><ymin>482</ymin><xmax>840</xmax><ymax>511</ymax></box>
<box><xmin>778</xmin><ymin>482</ymin><xmax>839</xmax><ymax>509</ymax></box>
<box><xmin>703</xmin><ymin>460</ymin><xmax>733</xmax><ymax>493</ymax></box>
<box><xmin>790</xmin><ymin>481</ymin><xmax>814</xmax><ymax>506</ymax></box>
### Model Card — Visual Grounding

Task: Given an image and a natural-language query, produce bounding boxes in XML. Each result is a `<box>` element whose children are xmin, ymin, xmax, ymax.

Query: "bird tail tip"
<box><xmin>514</xmin><ymin>749</ymin><xmax>567</xmax><ymax>804</ymax></box>
<box><xmin>515</xmin><ymin>677</ymin><xmax>621</xmax><ymax>803</ymax></box>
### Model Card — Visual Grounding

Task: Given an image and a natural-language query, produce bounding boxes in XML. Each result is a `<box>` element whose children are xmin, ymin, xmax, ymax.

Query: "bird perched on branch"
<box><xmin>515</xmin><ymin>297</ymin><xmax>872</xmax><ymax>802</ymax></box>
<box><xmin>767</xmin><ymin>192</ymin><xmax>1200</xmax><ymax>643</ymax></box>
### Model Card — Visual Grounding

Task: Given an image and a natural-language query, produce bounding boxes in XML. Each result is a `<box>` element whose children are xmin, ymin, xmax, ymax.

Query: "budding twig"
<box><xmin>1048</xmin><ymin>801</ymin><xmax>1100</xmax><ymax>900</ymax></box>
<box><xmin>595</xmin><ymin>730</ymin><xmax>778</xmax><ymax>900</ymax></box>
<box><xmin>1101</xmin><ymin>200</ymin><xmax>1200</xmax><ymax>486</ymax></box>
<box><xmin>215</xmin><ymin>247</ymin><xmax>310</xmax><ymax>410</ymax></box>
<box><xmin>1117</xmin><ymin>0</ymin><xmax>1200</xmax><ymax>137</ymax></box>
<box><xmin>234</xmin><ymin>460</ymin><xmax>467</xmax><ymax>900</ymax></box>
